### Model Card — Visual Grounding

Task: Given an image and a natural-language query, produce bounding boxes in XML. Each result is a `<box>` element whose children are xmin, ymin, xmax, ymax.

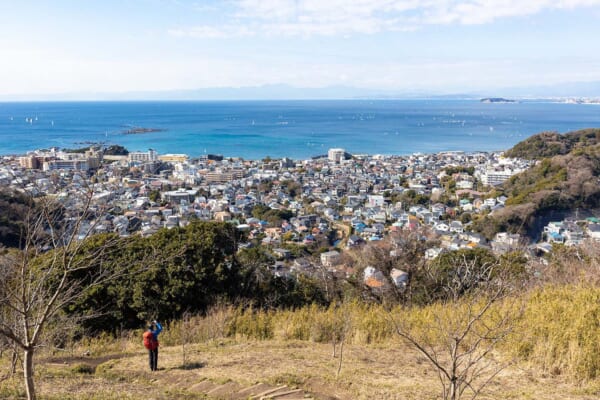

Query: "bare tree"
<box><xmin>0</xmin><ymin>185</ymin><xmax>165</xmax><ymax>400</ymax></box>
<box><xmin>330</xmin><ymin>303</ymin><xmax>353</xmax><ymax>379</ymax></box>
<box><xmin>390</xmin><ymin>253</ymin><xmax>522</xmax><ymax>400</ymax></box>
<box><xmin>181</xmin><ymin>310</ymin><xmax>191</xmax><ymax>369</ymax></box>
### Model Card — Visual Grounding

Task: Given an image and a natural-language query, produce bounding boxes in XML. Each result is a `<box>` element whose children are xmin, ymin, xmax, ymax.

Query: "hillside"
<box><xmin>4</xmin><ymin>285</ymin><xmax>600</xmax><ymax>400</ymax></box>
<box><xmin>475</xmin><ymin>128</ymin><xmax>600</xmax><ymax>238</ymax></box>
<box><xmin>503</xmin><ymin>128</ymin><xmax>600</xmax><ymax>159</ymax></box>
<box><xmin>1</xmin><ymin>340</ymin><xmax>593</xmax><ymax>400</ymax></box>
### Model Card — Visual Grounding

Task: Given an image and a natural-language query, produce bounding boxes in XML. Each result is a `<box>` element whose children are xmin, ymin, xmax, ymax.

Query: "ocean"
<box><xmin>0</xmin><ymin>100</ymin><xmax>599</xmax><ymax>159</ymax></box>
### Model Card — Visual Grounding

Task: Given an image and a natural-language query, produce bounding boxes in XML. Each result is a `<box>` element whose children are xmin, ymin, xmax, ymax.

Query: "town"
<box><xmin>2</xmin><ymin>145</ymin><xmax>599</xmax><ymax>287</ymax></box>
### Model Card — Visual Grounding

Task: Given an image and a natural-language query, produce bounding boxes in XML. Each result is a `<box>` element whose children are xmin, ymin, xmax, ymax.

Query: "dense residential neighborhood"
<box><xmin>2</xmin><ymin>145</ymin><xmax>598</xmax><ymax>287</ymax></box>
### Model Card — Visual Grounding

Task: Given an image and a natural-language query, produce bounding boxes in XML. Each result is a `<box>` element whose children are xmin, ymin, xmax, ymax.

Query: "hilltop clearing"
<box><xmin>5</xmin><ymin>280</ymin><xmax>600</xmax><ymax>400</ymax></box>
<box><xmin>2</xmin><ymin>339</ymin><xmax>599</xmax><ymax>400</ymax></box>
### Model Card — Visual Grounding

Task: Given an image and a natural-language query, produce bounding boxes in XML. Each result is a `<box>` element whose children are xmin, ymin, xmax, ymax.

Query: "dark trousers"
<box><xmin>148</xmin><ymin>348</ymin><xmax>158</xmax><ymax>371</ymax></box>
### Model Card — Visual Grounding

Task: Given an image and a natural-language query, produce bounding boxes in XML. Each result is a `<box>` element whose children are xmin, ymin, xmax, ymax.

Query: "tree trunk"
<box><xmin>23</xmin><ymin>347</ymin><xmax>36</xmax><ymax>400</ymax></box>
<box><xmin>448</xmin><ymin>378</ymin><xmax>457</xmax><ymax>400</ymax></box>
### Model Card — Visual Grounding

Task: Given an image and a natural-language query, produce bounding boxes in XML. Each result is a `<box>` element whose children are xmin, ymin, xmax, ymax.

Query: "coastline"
<box><xmin>2</xmin><ymin>100</ymin><xmax>600</xmax><ymax>159</ymax></box>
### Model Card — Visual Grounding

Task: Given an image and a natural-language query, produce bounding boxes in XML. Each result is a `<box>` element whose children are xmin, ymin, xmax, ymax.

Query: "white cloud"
<box><xmin>2</xmin><ymin>41</ymin><xmax>600</xmax><ymax>95</ymax></box>
<box><xmin>169</xmin><ymin>0</ymin><xmax>600</xmax><ymax>38</ymax></box>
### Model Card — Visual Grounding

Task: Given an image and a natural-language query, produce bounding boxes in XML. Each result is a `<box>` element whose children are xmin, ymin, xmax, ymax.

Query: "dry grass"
<box><xmin>4</xmin><ymin>284</ymin><xmax>600</xmax><ymax>399</ymax></box>
<box><xmin>2</xmin><ymin>338</ymin><xmax>600</xmax><ymax>400</ymax></box>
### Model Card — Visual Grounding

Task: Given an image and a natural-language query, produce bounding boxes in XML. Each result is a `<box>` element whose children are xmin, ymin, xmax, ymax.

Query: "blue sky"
<box><xmin>1</xmin><ymin>0</ymin><xmax>600</xmax><ymax>97</ymax></box>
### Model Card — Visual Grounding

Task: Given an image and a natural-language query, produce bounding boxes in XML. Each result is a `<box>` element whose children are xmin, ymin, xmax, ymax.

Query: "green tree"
<box><xmin>148</xmin><ymin>190</ymin><xmax>161</xmax><ymax>203</ymax></box>
<box><xmin>104</xmin><ymin>145</ymin><xmax>129</xmax><ymax>156</ymax></box>
<box><xmin>69</xmin><ymin>221</ymin><xmax>240</xmax><ymax>330</ymax></box>
<box><xmin>0</xmin><ymin>190</ymin><xmax>165</xmax><ymax>400</ymax></box>
<box><xmin>252</xmin><ymin>204</ymin><xmax>271</xmax><ymax>219</ymax></box>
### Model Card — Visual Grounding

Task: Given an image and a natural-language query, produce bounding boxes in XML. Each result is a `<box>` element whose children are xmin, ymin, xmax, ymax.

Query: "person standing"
<box><xmin>143</xmin><ymin>320</ymin><xmax>163</xmax><ymax>371</ymax></box>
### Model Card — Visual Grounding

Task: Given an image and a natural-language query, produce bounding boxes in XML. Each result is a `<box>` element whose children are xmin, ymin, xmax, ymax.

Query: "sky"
<box><xmin>1</xmin><ymin>0</ymin><xmax>600</xmax><ymax>98</ymax></box>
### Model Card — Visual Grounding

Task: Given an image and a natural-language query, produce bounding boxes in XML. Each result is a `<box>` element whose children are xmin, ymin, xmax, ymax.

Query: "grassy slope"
<box><xmin>2</xmin><ymin>338</ymin><xmax>600</xmax><ymax>400</ymax></box>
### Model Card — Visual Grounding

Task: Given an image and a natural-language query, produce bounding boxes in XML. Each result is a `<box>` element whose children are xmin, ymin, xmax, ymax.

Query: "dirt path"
<box><xmin>29</xmin><ymin>339</ymin><xmax>600</xmax><ymax>400</ymax></box>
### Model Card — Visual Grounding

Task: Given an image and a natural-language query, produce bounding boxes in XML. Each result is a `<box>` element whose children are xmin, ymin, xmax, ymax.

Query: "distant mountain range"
<box><xmin>1</xmin><ymin>81</ymin><xmax>599</xmax><ymax>101</ymax></box>
<box><xmin>0</xmin><ymin>84</ymin><xmax>448</xmax><ymax>101</ymax></box>
<box><xmin>490</xmin><ymin>81</ymin><xmax>600</xmax><ymax>99</ymax></box>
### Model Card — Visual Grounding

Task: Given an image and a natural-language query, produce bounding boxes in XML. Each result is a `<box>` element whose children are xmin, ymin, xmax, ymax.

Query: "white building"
<box><xmin>129</xmin><ymin>149</ymin><xmax>158</xmax><ymax>163</ymax></box>
<box><xmin>43</xmin><ymin>159</ymin><xmax>89</xmax><ymax>172</ymax></box>
<box><xmin>321</xmin><ymin>250</ymin><xmax>341</xmax><ymax>267</ymax></box>
<box><xmin>328</xmin><ymin>148</ymin><xmax>345</xmax><ymax>163</ymax></box>
<box><xmin>367</xmin><ymin>195</ymin><xmax>385</xmax><ymax>208</ymax></box>
<box><xmin>481</xmin><ymin>169</ymin><xmax>514</xmax><ymax>186</ymax></box>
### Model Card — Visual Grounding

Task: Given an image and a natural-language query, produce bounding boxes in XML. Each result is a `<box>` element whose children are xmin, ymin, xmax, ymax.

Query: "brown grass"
<box><xmin>4</xmin><ymin>284</ymin><xmax>600</xmax><ymax>399</ymax></box>
<box><xmin>2</xmin><ymin>338</ymin><xmax>600</xmax><ymax>400</ymax></box>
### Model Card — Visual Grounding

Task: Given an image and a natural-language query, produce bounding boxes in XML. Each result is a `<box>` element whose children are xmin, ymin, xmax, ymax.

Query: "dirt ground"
<box><xmin>3</xmin><ymin>339</ymin><xmax>600</xmax><ymax>399</ymax></box>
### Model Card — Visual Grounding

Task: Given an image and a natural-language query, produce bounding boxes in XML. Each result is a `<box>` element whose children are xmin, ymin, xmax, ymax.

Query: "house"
<box><xmin>425</xmin><ymin>247</ymin><xmax>443</xmax><ymax>260</ymax></box>
<box><xmin>484</xmin><ymin>198</ymin><xmax>497</xmax><ymax>207</ymax></box>
<box><xmin>323</xmin><ymin>207</ymin><xmax>339</xmax><ymax>221</ymax></box>
<box><xmin>271</xmin><ymin>261</ymin><xmax>291</xmax><ymax>278</ymax></box>
<box><xmin>493</xmin><ymin>232</ymin><xmax>522</xmax><ymax>246</ymax></box>
<box><xmin>431</xmin><ymin>203</ymin><xmax>446</xmax><ymax>215</ymax></box>
<box><xmin>547</xmin><ymin>231</ymin><xmax>564</xmax><ymax>243</ymax></box>
<box><xmin>347</xmin><ymin>235</ymin><xmax>365</xmax><ymax>248</ymax></box>
<box><xmin>587</xmin><ymin>223</ymin><xmax>600</xmax><ymax>241</ymax></box>
<box><xmin>460</xmin><ymin>232</ymin><xmax>487</xmax><ymax>245</ymax></box>
<box><xmin>273</xmin><ymin>248</ymin><xmax>292</xmax><ymax>259</ymax></box>
<box><xmin>563</xmin><ymin>222</ymin><xmax>584</xmax><ymax>246</ymax></box>
<box><xmin>367</xmin><ymin>195</ymin><xmax>385</xmax><ymax>208</ymax></box>
<box><xmin>456</xmin><ymin>180</ymin><xmax>474</xmax><ymax>190</ymax></box>
<box><xmin>293</xmin><ymin>258</ymin><xmax>312</xmax><ymax>271</ymax></box>
<box><xmin>449</xmin><ymin>221</ymin><xmax>464</xmax><ymax>233</ymax></box>
<box><xmin>435</xmin><ymin>222</ymin><xmax>450</xmax><ymax>232</ymax></box>
<box><xmin>390</xmin><ymin>269</ymin><xmax>409</xmax><ymax>289</ymax></box>
<box><xmin>264</xmin><ymin>227</ymin><xmax>282</xmax><ymax>238</ymax></box>
<box><xmin>262</xmin><ymin>236</ymin><xmax>280</xmax><ymax>246</ymax></box>
<box><xmin>544</xmin><ymin>221</ymin><xmax>563</xmax><ymax>235</ymax></box>
<box><xmin>372</xmin><ymin>212</ymin><xmax>387</xmax><ymax>224</ymax></box>
<box><xmin>214</xmin><ymin>211</ymin><xmax>232</xmax><ymax>222</ymax></box>
<box><xmin>321</xmin><ymin>250</ymin><xmax>341</xmax><ymax>267</ymax></box>
<box><xmin>162</xmin><ymin>188</ymin><xmax>196</xmax><ymax>205</ymax></box>
<box><xmin>389</xmin><ymin>222</ymin><xmax>403</xmax><ymax>233</ymax></box>
<box><xmin>363</xmin><ymin>266</ymin><xmax>388</xmax><ymax>289</ymax></box>
<box><xmin>491</xmin><ymin>232</ymin><xmax>523</xmax><ymax>254</ymax></box>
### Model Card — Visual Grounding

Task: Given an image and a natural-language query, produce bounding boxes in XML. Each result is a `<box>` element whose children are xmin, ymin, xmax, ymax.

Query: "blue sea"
<box><xmin>0</xmin><ymin>100</ymin><xmax>599</xmax><ymax>159</ymax></box>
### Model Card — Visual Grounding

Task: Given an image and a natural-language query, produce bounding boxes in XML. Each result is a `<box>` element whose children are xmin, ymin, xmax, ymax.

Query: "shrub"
<box><xmin>70</xmin><ymin>363</ymin><xmax>95</xmax><ymax>374</ymax></box>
